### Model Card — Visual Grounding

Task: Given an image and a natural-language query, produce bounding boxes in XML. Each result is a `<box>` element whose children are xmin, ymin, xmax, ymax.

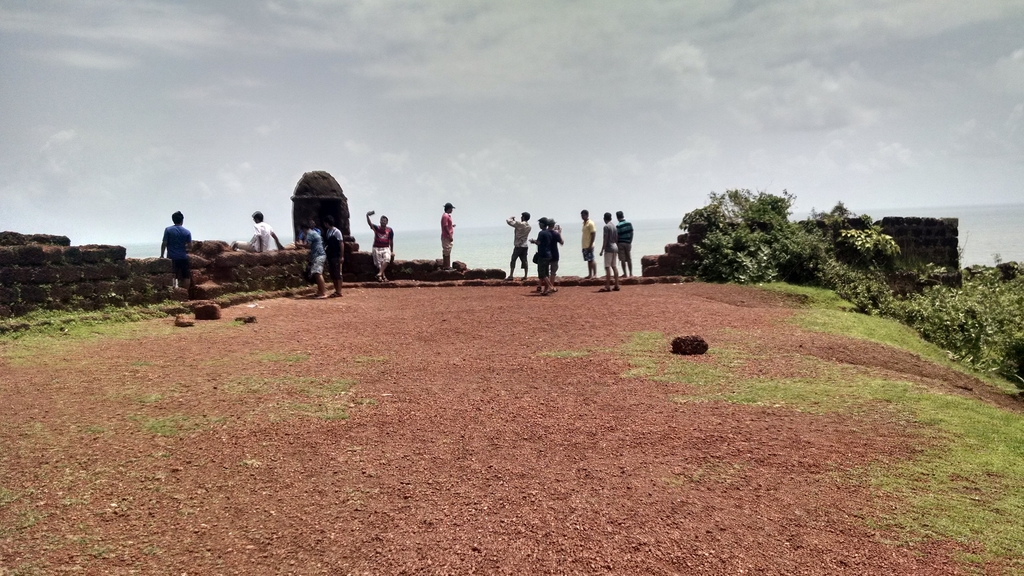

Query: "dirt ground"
<box><xmin>0</xmin><ymin>282</ymin><xmax>1011</xmax><ymax>574</ymax></box>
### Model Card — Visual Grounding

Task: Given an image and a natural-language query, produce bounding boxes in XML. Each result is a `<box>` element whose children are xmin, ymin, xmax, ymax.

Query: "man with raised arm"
<box><xmin>506</xmin><ymin>212</ymin><xmax>532</xmax><ymax>281</ymax></box>
<box><xmin>366</xmin><ymin>211</ymin><xmax>394</xmax><ymax>282</ymax></box>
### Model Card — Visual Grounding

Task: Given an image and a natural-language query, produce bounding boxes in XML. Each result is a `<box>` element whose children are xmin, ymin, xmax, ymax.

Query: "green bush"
<box><xmin>681</xmin><ymin>192</ymin><xmax>1023</xmax><ymax>390</ymax></box>
<box><xmin>682</xmin><ymin>189</ymin><xmax>832</xmax><ymax>285</ymax></box>
<box><xmin>889</xmin><ymin>269</ymin><xmax>1024</xmax><ymax>386</ymax></box>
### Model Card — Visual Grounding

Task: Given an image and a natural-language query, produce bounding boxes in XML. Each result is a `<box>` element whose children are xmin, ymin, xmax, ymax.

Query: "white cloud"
<box><xmin>732</xmin><ymin>61</ymin><xmax>879</xmax><ymax>132</ymax></box>
<box><xmin>255</xmin><ymin>121</ymin><xmax>281</xmax><ymax>136</ymax></box>
<box><xmin>27</xmin><ymin>49</ymin><xmax>137</xmax><ymax>70</ymax></box>
<box><xmin>989</xmin><ymin>48</ymin><xmax>1024</xmax><ymax>94</ymax></box>
<box><xmin>1009</xmin><ymin>103</ymin><xmax>1024</xmax><ymax>133</ymax></box>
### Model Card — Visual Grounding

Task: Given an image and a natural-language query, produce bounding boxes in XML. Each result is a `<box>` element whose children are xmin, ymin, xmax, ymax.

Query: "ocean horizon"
<box><xmin>124</xmin><ymin>204</ymin><xmax>1024</xmax><ymax>275</ymax></box>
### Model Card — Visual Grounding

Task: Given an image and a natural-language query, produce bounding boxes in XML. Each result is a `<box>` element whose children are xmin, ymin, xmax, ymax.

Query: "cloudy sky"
<box><xmin>1</xmin><ymin>0</ymin><xmax>1023</xmax><ymax>244</ymax></box>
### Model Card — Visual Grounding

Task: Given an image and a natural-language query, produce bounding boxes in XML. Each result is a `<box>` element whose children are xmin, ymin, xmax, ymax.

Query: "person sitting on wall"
<box><xmin>231</xmin><ymin>211</ymin><xmax>285</xmax><ymax>252</ymax></box>
<box><xmin>366</xmin><ymin>210</ymin><xmax>394</xmax><ymax>282</ymax></box>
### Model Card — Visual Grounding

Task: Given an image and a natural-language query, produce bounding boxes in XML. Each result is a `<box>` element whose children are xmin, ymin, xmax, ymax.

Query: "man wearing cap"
<box><xmin>441</xmin><ymin>202</ymin><xmax>455</xmax><ymax>270</ymax></box>
<box><xmin>232</xmin><ymin>211</ymin><xmax>285</xmax><ymax>252</ymax></box>
<box><xmin>506</xmin><ymin>212</ymin><xmax>532</xmax><ymax>280</ymax></box>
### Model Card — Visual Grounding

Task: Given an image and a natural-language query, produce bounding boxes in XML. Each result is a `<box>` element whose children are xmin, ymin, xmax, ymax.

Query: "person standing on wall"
<box><xmin>581</xmin><ymin>209</ymin><xmax>598</xmax><ymax>279</ymax></box>
<box><xmin>599</xmin><ymin>212</ymin><xmax>620</xmax><ymax>292</ymax></box>
<box><xmin>160</xmin><ymin>211</ymin><xmax>192</xmax><ymax>291</ymax></box>
<box><xmin>615</xmin><ymin>211</ymin><xmax>634</xmax><ymax>277</ymax></box>
<box><xmin>367</xmin><ymin>211</ymin><xmax>395</xmax><ymax>282</ymax></box>
<box><xmin>441</xmin><ymin>202</ymin><xmax>455</xmax><ymax>270</ymax></box>
<box><xmin>323</xmin><ymin>215</ymin><xmax>344</xmax><ymax>298</ymax></box>
<box><xmin>506</xmin><ymin>212</ymin><xmax>532</xmax><ymax>281</ymax></box>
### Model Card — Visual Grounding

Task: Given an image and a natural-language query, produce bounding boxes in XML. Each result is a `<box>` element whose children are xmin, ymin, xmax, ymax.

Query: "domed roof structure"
<box><xmin>290</xmin><ymin>171</ymin><xmax>352</xmax><ymax>239</ymax></box>
<box><xmin>291</xmin><ymin>171</ymin><xmax>346</xmax><ymax>200</ymax></box>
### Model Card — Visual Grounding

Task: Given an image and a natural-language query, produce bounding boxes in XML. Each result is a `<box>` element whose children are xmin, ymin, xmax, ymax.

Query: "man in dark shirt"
<box><xmin>532</xmin><ymin>218</ymin><xmax>555</xmax><ymax>295</ymax></box>
<box><xmin>616</xmin><ymin>211</ymin><xmax>634</xmax><ymax>277</ymax></box>
<box><xmin>323</xmin><ymin>215</ymin><xmax>344</xmax><ymax>297</ymax></box>
<box><xmin>160</xmin><ymin>211</ymin><xmax>192</xmax><ymax>290</ymax></box>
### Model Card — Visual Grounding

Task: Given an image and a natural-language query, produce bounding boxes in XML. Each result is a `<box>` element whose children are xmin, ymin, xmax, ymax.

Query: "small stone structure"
<box><xmin>291</xmin><ymin>171</ymin><xmax>354</xmax><ymax>241</ymax></box>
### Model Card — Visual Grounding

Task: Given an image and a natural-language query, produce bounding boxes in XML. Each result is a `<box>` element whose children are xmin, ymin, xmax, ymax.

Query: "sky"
<box><xmin>1</xmin><ymin>0</ymin><xmax>1023</xmax><ymax>245</ymax></box>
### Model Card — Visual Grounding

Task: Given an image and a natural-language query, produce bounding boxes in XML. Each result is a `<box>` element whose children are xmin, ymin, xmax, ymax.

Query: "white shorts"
<box><xmin>604</xmin><ymin>251</ymin><xmax>618</xmax><ymax>268</ymax></box>
<box><xmin>309</xmin><ymin>255</ymin><xmax>326</xmax><ymax>275</ymax></box>
<box><xmin>372</xmin><ymin>247</ymin><xmax>391</xmax><ymax>268</ymax></box>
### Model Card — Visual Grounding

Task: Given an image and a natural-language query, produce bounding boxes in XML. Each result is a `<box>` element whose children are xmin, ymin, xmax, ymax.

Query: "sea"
<box><xmin>123</xmin><ymin>204</ymin><xmax>1024</xmax><ymax>275</ymax></box>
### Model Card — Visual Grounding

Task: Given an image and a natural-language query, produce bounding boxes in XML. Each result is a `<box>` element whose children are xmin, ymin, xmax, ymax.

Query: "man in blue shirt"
<box><xmin>615</xmin><ymin>211</ymin><xmax>634</xmax><ymax>277</ymax></box>
<box><xmin>300</xmin><ymin>221</ymin><xmax>328</xmax><ymax>299</ymax></box>
<box><xmin>160</xmin><ymin>211</ymin><xmax>192</xmax><ymax>290</ymax></box>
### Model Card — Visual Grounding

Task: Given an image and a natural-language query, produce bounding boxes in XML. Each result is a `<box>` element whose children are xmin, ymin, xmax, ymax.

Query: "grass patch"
<box><xmin>283</xmin><ymin>402</ymin><xmax>349</xmax><ymax>421</ymax></box>
<box><xmin>620</xmin><ymin>327</ymin><xmax>1024</xmax><ymax>567</ymax></box>
<box><xmin>295</xmin><ymin>378</ymin><xmax>353</xmax><ymax>397</ymax></box>
<box><xmin>82</xmin><ymin>425</ymin><xmax>106</xmax><ymax>435</ymax></box>
<box><xmin>538</xmin><ymin>349</ymin><xmax>591</xmax><ymax>358</ymax></box>
<box><xmin>16</xmin><ymin>508</ymin><xmax>44</xmax><ymax>530</ymax></box>
<box><xmin>135</xmin><ymin>393</ymin><xmax>164</xmax><ymax>404</ymax></box>
<box><xmin>0</xmin><ymin>486</ymin><xmax>18</xmax><ymax>506</ymax></box>
<box><xmin>353</xmin><ymin>355</ymin><xmax>387</xmax><ymax>364</ymax></box>
<box><xmin>128</xmin><ymin>414</ymin><xmax>214</xmax><ymax>436</ymax></box>
<box><xmin>256</xmin><ymin>352</ymin><xmax>309</xmax><ymax>363</ymax></box>
<box><xmin>757</xmin><ymin>282</ymin><xmax>856</xmax><ymax>311</ymax></box>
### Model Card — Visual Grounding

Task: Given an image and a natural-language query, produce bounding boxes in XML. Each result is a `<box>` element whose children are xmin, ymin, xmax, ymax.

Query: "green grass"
<box><xmin>353</xmin><ymin>355</ymin><xmax>387</xmax><ymax>364</ymax></box>
<box><xmin>619</xmin><ymin>328</ymin><xmax>1024</xmax><ymax>569</ymax></box>
<box><xmin>757</xmin><ymin>282</ymin><xmax>856</xmax><ymax>311</ymax></box>
<box><xmin>283</xmin><ymin>402</ymin><xmax>349</xmax><ymax>421</ymax></box>
<box><xmin>538</xmin><ymin>349</ymin><xmax>591</xmax><ymax>358</ymax></box>
<box><xmin>764</xmin><ymin>283</ymin><xmax>1021</xmax><ymax>396</ymax></box>
<box><xmin>128</xmin><ymin>414</ymin><xmax>215</xmax><ymax>436</ymax></box>
<box><xmin>0</xmin><ymin>486</ymin><xmax>18</xmax><ymax>506</ymax></box>
<box><xmin>256</xmin><ymin>352</ymin><xmax>309</xmax><ymax>363</ymax></box>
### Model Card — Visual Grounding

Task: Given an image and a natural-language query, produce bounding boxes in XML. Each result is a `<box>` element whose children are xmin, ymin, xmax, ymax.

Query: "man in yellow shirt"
<box><xmin>581</xmin><ymin>210</ymin><xmax>597</xmax><ymax>278</ymax></box>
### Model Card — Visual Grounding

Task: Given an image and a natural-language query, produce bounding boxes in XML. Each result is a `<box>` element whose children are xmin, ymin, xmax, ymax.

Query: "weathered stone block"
<box><xmin>79</xmin><ymin>245</ymin><xmax>126</xmax><ymax>263</ymax></box>
<box><xmin>666</xmin><ymin>243</ymin><xmax>697</xmax><ymax>258</ymax></box>
<box><xmin>0</xmin><ymin>232</ymin><xmax>71</xmax><ymax>247</ymax></box>
<box><xmin>0</xmin><ymin>286</ymin><xmax>18</xmax><ymax>302</ymax></box>
<box><xmin>19</xmin><ymin>284</ymin><xmax>49</xmax><ymax>303</ymax></box>
<box><xmin>657</xmin><ymin>254</ymin><xmax>684</xmax><ymax>269</ymax></box>
<box><xmin>642</xmin><ymin>265</ymin><xmax>666</xmax><ymax>277</ymax></box>
<box><xmin>13</xmin><ymin>245</ymin><xmax>46</xmax><ymax>266</ymax></box>
<box><xmin>191</xmin><ymin>301</ymin><xmax>222</xmax><ymax>320</ymax></box>
<box><xmin>640</xmin><ymin>255</ymin><xmax>660</xmax><ymax>268</ymax></box>
<box><xmin>33</xmin><ymin>267</ymin><xmax>61</xmax><ymax>284</ymax></box>
<box><xmin>484</xmin><ymin>269</ymin><xmax>506</xmax><ymax>280</ymax></box>
<box><xmin>191</xmin><ymin>240</ymin><xmax>230</xmax><ymax>258</ymax></box>
<box><xmin>49</xmin><ymin>285</ymin><xmax>75</xmax><ymax>302</ymax></box>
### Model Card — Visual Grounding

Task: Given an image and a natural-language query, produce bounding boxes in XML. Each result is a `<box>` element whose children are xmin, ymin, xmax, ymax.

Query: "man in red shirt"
<box><xmin>441</xmin><ymin>202</ymin><xmax>455</xmax><ymax>270</ymax></box>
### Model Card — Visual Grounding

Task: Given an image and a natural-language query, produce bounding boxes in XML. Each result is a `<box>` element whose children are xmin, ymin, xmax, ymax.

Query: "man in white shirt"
<box><xmin>232</xmin><ymin>211</ymin><xmax>285</xmax><ymax>252</ymax></box>
<box><xmin>505</xmin><ymin>212</ymin><xmax>532</xmax><ymax>281</ymax></box>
